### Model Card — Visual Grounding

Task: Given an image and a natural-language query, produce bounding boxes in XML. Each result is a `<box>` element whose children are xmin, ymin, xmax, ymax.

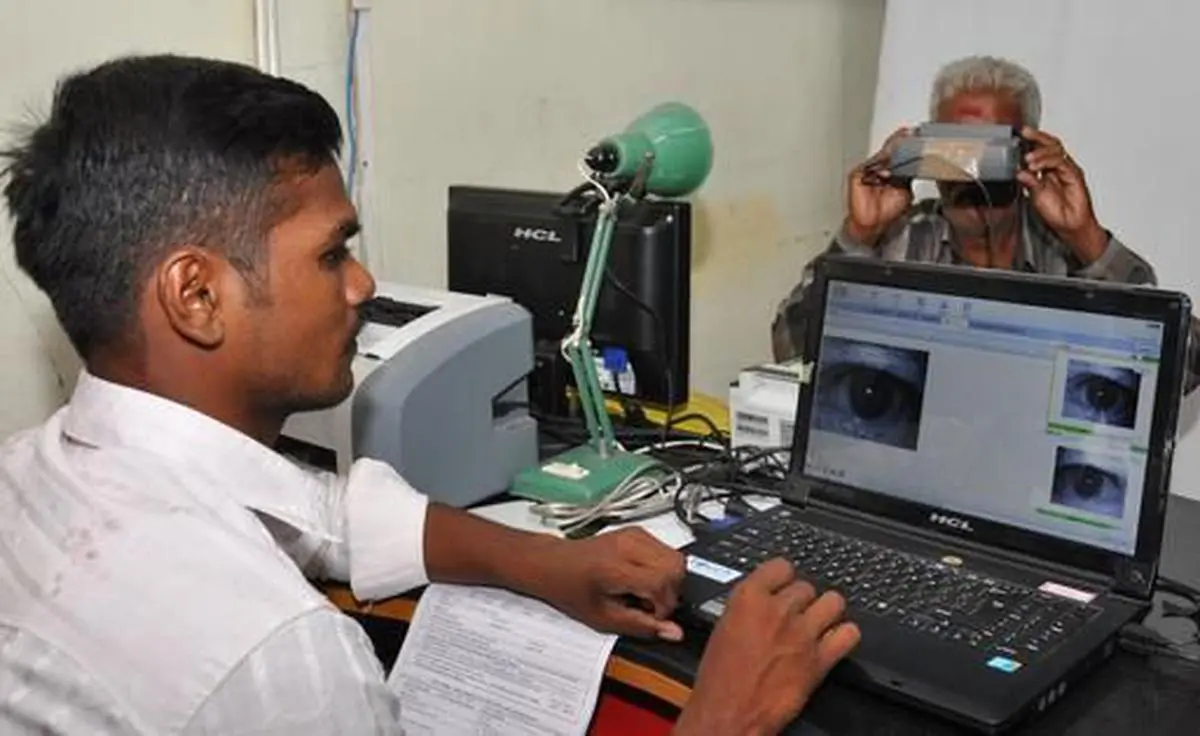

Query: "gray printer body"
<box><xmin>280</xmin><ymin>282</ymin><xmax>538</xmax><ymax>508</ymax></box>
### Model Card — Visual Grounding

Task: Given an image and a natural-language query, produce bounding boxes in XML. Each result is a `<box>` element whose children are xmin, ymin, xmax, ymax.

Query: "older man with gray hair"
<box><xmin>771</xmin><ymin>55</ymin><xmax>1194</xmax><ymax>384</ymax></box>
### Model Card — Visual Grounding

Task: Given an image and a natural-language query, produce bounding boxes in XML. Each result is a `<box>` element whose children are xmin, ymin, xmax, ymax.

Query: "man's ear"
<box><xmin>155</xmin><ymin>247</ymin><xmax>227</xmax><ymax>348</ymax></box>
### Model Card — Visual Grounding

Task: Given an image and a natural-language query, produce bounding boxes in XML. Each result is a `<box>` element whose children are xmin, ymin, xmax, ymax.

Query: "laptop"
<box><xmin>679</xmin><ymin>255</ymin><xmax>1192</xmax><ymax>733</ymax></box>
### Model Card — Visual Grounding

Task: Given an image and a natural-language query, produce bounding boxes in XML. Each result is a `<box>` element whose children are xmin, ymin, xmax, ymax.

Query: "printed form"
<box><xmin>386</xmin><ymin>584</ymin><xmax>618</xmax><ymax>735</ymax></box>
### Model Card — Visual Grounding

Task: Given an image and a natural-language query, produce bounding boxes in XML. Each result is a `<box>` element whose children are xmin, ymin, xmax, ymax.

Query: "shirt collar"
<box><xmin>61</xmin><ymin>371</ymin><xmax>336</xmax><ymax>539</ymax></box>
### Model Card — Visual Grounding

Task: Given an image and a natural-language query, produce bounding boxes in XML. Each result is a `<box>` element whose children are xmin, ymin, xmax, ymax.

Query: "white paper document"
<box><xmin>386</xmin><ymin>583</ymin><xmax>618</xmax><ymax>735</ymax></box>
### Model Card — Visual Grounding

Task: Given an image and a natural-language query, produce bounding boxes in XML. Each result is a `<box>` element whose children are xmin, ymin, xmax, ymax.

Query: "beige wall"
<box><xmin>0</xmin><ymin>0</ymin><xmax>255</xmax><ymax>438</ymax></box>
<box><xmin>360</xmin><ymin>0</ymin><xmax>885</xmax><ymax>397</ymax></box>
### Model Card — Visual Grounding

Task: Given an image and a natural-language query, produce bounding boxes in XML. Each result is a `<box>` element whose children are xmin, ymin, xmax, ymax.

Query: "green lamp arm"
<box><xmin>562</xmin><ymin>196</ymin><xmax>621</xmax><ymax>457</ymax></box>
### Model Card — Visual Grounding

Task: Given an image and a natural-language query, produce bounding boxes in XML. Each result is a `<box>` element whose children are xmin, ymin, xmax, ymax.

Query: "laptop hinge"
<box><xmin>807</xmin><ymin>497</ymin><xmax>1119</xmax><ymax>592</ymax></box>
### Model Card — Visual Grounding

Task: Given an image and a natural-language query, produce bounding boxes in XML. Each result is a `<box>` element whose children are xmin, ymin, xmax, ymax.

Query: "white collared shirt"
<box><xmin>0</xmin><ymin>372</ymin><xmax>430</xmax><ymax>734</ymax></box>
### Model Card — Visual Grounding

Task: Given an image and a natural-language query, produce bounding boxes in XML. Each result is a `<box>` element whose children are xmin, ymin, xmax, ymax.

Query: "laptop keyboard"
<box><xmin>691</xmin><ymin>507</ymin><xmax>1104</xmax><ymax>662</ymax></box>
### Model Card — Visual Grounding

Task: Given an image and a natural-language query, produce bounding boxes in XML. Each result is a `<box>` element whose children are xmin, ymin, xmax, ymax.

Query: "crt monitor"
<box><xmin>446</xmin><ymin>185</ymin><xmax>690</xmax><ymax>412</ymax></box>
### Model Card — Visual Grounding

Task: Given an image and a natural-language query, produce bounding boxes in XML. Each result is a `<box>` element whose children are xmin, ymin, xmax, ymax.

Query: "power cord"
<box><xmin>863</xmin><ymin>153</ymin><xmax>1000</xmax><ymax>266</ymax></box>
<box><xmin>1118</xmin><ymin>575</ymin><xmax>1200</xmax><ymax>664</ymax></box>
<box><xmin>528</xmin><ymin>438</ymin><xmax>731</xmax><ymax>536</ymax></box>
<box><xmin>1119</xmin><ymin>622</ymin><xmax>1200</xmax><ymax>664</ymax></box>
<box><xmin>344</xmin><ymin>7</ymin><xmax>363</xmax><ymax>200</ymax></box>
<box><xmin>530</xmin><ymin>458</ymin><xmax>683</xmax><ymax>539</ymax></box>
<box><xmin>662</xmin><ymin>411</ymin><xmax>728</xmax><ymax>448</ymax></box>
<box><xmin>602</xmin><ymin>264</ymin><xmax>675</xmax><ymax>426</ymax></box>
<box><xmin>672</xmin><ymin>445</ymin><xmax>791</xmax><ymax>534</ymax></box>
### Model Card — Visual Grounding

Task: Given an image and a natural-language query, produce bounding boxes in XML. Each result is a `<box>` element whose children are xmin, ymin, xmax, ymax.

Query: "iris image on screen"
<box><xmin>1050</xmin><ymin>447</ymin><xmax>1128</xmax><ymax>519</ymax></box>
<box><xmin>1061</xmin><ymin>360</ymin><xmax>1141</xmax><ymax>429</ymax></box>
<box><xmin>812</xmin><ymin>336</ymin><xmax>929</xmax><ymax>450</ymax></box>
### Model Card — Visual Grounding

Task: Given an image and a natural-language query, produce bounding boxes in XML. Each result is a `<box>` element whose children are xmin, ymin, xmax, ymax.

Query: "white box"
<box><xmin>728</xmin><ymin>361</ymin><xmax>809</xmax><ymax>464</ymax></box>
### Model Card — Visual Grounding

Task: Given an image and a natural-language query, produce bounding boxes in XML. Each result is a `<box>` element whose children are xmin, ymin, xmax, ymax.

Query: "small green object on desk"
<box><xmin>509</xmin><ymin>445</ymin><xmax>661</xmax><ymax>506</ymax></box>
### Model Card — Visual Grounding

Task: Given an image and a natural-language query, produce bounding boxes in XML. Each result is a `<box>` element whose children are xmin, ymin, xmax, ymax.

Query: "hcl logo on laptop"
<box><xmin>929</xmin><ymin>512</ymin><xmax>974</xmax><ymax>533</ymax></box>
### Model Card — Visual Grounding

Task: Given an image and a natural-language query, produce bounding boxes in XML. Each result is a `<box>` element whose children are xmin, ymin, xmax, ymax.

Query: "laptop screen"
<box><xmin>801</xmin><ymin>278</ymin><xmax>1166</xmax><ymax>556</ymax></box>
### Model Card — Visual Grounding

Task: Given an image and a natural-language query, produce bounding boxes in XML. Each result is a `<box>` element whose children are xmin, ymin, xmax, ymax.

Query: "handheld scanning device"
<box><xmin>879</xmin><ymin>123</ymin><xmax>1030</xmax><ymax>208</ymax></box>
<box><xmin>887</xmin><ymin>123</ymin><xmax>1026</xmax><ymax>183</ymax></box>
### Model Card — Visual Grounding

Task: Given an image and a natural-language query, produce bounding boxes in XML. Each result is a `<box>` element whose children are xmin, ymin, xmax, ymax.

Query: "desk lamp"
<box><xmin>511</xmin><ymin>102</ymin><xmax>713</xmax><ymax>505</ymax></box>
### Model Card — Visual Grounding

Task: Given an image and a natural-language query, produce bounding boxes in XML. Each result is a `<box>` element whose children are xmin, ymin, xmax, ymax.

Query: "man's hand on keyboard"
<box><xmin>533</xmin><ymin>527</ymin><xmax>688</xmax><ymax>642</ymax></box>
<box><xmin>675</xmin><ymin>558</ymin><xmax>861</xmax><ymax>736</ymax></box>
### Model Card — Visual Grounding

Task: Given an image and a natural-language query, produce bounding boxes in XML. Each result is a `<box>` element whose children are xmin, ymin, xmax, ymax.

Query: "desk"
<box><xmin>324</xmin><ymin>494</ymin><xmax>1200</xmax><ymax>735</ymax></box>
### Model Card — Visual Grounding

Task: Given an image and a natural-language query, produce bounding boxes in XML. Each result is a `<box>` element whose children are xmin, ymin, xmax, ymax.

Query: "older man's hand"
<box><xmin>1017</xmin><ymin>126</ymin><xmax>1109</xmax><ymax>263</ymax></box>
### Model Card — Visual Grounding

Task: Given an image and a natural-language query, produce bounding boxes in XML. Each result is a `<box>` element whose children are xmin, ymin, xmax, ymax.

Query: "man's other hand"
<box><xmin>675</xmin><ymin>558</ymin><xmax>861</xmax><ymax>736</ymax></box>
<box><xmin>538</xmin><ymin>528</ymin><xmax>687</xmax><ymax>641</ymax></box>
<box><xmin>845</xmin><ymin>126</ymin><xmax>916</xmax><ymax>247</ymax></box>
<box><xmin>1016</xmin><ymin>126</ymin><xmax>1108</xmax><ymax>263</ymax></box>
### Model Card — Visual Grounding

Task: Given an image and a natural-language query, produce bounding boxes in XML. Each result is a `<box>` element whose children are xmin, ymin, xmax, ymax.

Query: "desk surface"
<box><xmin>327</xmin><ymin>493</ymin><xmax>1200</xmax><ymax>735</ymax></box>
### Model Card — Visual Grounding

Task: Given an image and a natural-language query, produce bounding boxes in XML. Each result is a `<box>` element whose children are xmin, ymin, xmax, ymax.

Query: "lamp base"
<box><xmin>509</xmin><ymin>445</ymin><xmax>660</xmax><ymax>505</ymax></box>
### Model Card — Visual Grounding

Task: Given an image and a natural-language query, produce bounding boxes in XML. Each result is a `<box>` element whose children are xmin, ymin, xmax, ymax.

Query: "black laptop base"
<box><xmin>678</xmin><ymin>503</ymin><xmax>1147</xmax><ymax>734</ymax></box>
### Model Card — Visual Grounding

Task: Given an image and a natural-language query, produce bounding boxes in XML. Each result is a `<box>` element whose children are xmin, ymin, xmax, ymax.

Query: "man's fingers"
<box><xmin>601</xmin><ymin>600</ymin><xmax>669</xmax><ymax>639</ymax></box>
<box><xmin>742</xmin><ymin>557</ymin><xmax>797</xmax><ymax>596</ymax></box>
<box><xmin>880</xmin><ymin>125</ymin><xmax>912</xmax><ymax>153</ymax></box>
<box><xmin>656</xmin><ymin>619</ymin><xmax>684</xmax><ymax>643</ymax></box>
<box><xmin>1025</xmin><ymin>149</ymin><xmax>1069</xmax><ymax>174</ymax></box>
<box><xmin>603</xmin><ymin>560</ymin><xmax>680</xmax><ymax>618</ymax></box>
<box><xmin>1016</xmin><ymin>170</ymin><xmax>1041</xmax><ymax>191</ymax></box>
<box><xmin>775</xmin><ymin>579</ymin><xmax>819</xmax><ymax>617</ymax></box>
<box><xmin>794</xmin><ymin>590</ymin><xmax>849</xmax><ymax>641</ymax></box>
<box><xmin>861</xmin><ymin>126</ymin><xmax>912</xmax><ymax>170</ymax></box>
<box><xmin>606</xmin><ymin>530</ymin><xmax>686</xmax><ymax>615</ymax></box>
<box><xmin>815</xmin><ymin>622</ymin><xmax>862</xmax><ymax>677</ymax></box>
<box><xmin>1021</xmin><ymin>125</ymin><xmax>1059</xmax><ymax>148</ymax></box>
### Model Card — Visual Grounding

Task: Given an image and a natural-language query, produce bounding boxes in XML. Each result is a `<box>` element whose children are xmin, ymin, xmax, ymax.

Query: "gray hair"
<box><xmin>929</xmin><ymin>55</ymin><xmax>1042</xmax><ymax>128</ymax></box>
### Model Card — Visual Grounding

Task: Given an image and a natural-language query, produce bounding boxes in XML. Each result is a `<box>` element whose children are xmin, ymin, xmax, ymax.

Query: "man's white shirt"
<box><xmin>0</xmin><ymin>371</ymin><xmax>430</xmax><ymax>734</ymax></box>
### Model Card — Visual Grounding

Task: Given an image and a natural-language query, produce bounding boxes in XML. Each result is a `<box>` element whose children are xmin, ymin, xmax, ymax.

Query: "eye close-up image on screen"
<box><xmin>1061</xmin><ymin>359</ymin><xmax>1142</xmax><ymax>430</ymax></box>
<box><xmin>812</xmin><ymin>335</ymin><xmax>930</xmax><ymax>451</ymax></box>
<box><xmin>1050</xmin><ymin>446</ymin><xmax>1129</xmax><ymax>520</ymax></box>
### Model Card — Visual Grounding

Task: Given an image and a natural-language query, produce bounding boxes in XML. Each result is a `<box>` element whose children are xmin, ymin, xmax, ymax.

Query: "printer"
<box><xmin>279</xmin><ymin>282</ymin><xmax>539</xmax><ymax>508</ymax></box>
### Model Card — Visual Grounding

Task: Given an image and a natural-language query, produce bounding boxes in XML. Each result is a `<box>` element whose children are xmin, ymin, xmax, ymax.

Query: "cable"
<box><xmin>663</xmin><ymin>411</ymin><xmax>727</xmax><ymax>447</ymax></box>
<box><xmin>528</xmin><ymin>437</ymin><xmax>733</xmax><ymax>537</ymax></box>
<box><xmin>1119</xmin><ymin>622</ymin><xmax>1200</xmax><ymax>664</ymax></box>
<box><xmin>530</xmin><ymin>458</ymin><xmax>682</xmax><ymax>536</ymax></box>
<box><xmin>531</xmin><ymin>411</ymin><xmax>718</xmax><ymax>447</ymax></box>
<box><xmin>1116</xmin><ymin>574</ymin><xmax>1200</xmax><ymax>665</ymax></box>
<box><xmin>344</xmin><ymin>7</ymin><xmax>363</xmax><ymax>200</ymax></box>
<box><xmin>726</xmin><ymin>443</ymin><xmax>791</xmax><ymax>479</ymax></box>
<box><xmin>601</xmin><ymin>264</ymin><xmax>676</xmax><ymax>440</ymax></box>
<box><xmin>669</xmin><ymin>443</ymin><xmax>791</xmax><ymax>533</ymax></box>
<box><xmin>866</xmin><ymin>153</ymin><xmax>1003</xmax><ymax>267</ymax></box>
<box><xmin>937</xmin><ymin>165</ymin><xmax>1000</xmax><ymax>268</ymax></box>
<box><xmin>1157</xmin><ymin>576</ymin><xmax>1200</xmax><ymax>609</ymax></box>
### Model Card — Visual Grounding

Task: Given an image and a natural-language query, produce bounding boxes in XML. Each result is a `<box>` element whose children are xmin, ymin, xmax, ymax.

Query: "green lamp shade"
<box><xmin>586</xmin><ymin>102</ymin><xmax>713</xmax><ymax>197</ymax></box>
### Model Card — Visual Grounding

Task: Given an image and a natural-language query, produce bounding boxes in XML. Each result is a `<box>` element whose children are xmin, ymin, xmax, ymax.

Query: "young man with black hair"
<box><xmin>0</xmin><ymin>55</ymin><xmax>859</xmax><ymax>734</ymax></box>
